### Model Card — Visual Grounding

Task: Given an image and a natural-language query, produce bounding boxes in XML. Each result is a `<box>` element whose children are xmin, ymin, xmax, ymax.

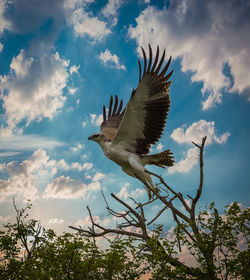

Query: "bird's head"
<box><xmin>88</xmin><ymin>133</ymin><xmax>105</xmax><ymax>144</ymax></box>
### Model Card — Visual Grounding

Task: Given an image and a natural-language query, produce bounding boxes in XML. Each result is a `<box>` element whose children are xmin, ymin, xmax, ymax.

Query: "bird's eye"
<box><xmin>93</xmin><ymin>134</ymin><xmax>99</xmax><ymax>138</ymax></box>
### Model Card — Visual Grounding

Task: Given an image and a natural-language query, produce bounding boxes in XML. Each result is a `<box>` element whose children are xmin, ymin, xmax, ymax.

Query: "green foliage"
<box><xmin>0</xmin><ymin>202</ymin><xmax>249</xmax><ymax>280</ymax></box>
<box><xmin>0</xmin><ymin>202</ymin><xmax>147</xmax><ymax>280</ymax></box>
<box><xmin>154</xmin><ymin>202</ymin><xmax>250</xmax><ymax>280</ymax></box>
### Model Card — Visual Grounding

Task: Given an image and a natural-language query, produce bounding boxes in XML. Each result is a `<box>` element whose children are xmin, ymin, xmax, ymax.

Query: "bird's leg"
<box><xmin>128</xmin><ymin>156</ymin><xmax>154</xmax><ymax>200</ymax></box>
<box><xmin>133</xmin><ymin>173</ymin><xmax>152</xmax><ymax>200</ymax></box>
<box><xmin>144</xmin><ymin>169</ymin><xmax>160</xmax><ymax>195</ymax></box>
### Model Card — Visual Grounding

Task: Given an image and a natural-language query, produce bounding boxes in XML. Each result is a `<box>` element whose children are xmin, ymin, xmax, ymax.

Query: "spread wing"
<box><xmin>112</xmin><ymin>44</ymin><xmax>173</xmax><ymax>154</ymax></box>
<box><xmin>100</xmin><ymin>95</ymin><xmax>125</xmax><ymax>141</ymax></box>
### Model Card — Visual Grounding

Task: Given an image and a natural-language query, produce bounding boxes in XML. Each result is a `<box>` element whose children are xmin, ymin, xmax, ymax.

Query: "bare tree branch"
<box><xmin>191</xmin><ymin>136</ymin><xmax>207</xmax><ymax>218</ymax></box>
<box><xmin>70</xmin><ymin>137</ymin><xmax>209</xmax><ymax>278</ymax></box>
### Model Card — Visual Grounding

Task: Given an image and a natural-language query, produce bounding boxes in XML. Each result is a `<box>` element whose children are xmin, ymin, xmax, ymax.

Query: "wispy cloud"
<box><xmin>71</xmin><ymin>143</ymin><xmax>84</xmax><ymax>152</ymax></box>
<box><xmin>92</xmin><ymin>172</ymin><xmax>105</xmax><ymax>182</ymax></box>
<box><xmin>116</xmin><ymin>183</ymin><xmax>144</xmax><ymax>200</ymax></box>
<box><xmin>0</xmin><ymin>134</ymin><xmax>65</xmax><ymax>152</ymax></box>
<box><xmin>65</xmin><ymin>0</ymin><xmax>111</xmax><ymax>41</ymax></box>
<box><xmin>101</xmin><ymin>0</ymin><xmax>123</xmax><ymax>26</ymax></box>
<box><xmin>90</xmin><ymin>113</ymin><xmax>103</xmax><ymax>126</ymax></box>
<box><xmin>0</xmin><ymin>151</ymin><xmax>21</xmax><ymax>158</ymax></box>
<box><xmin>48</xmin><ymin>218</ymin><xmax>65</xmax><ymax>224</ymax></box>
<box><xmin>99</xmin><ymin>49</ymin><xmax>126</xmax><ymax>70</ymax></box>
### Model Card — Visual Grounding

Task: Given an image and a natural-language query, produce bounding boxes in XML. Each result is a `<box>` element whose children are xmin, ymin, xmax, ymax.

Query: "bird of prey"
<box><xmin>88</xmin><ymin>45</ymin><xmax>174</xmax><ymax>199</ymax></box>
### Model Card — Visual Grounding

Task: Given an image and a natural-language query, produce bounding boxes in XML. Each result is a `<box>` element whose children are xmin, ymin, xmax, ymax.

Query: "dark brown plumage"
<box><xmin>89</xmin><ymin>45</ymin><xmax>174</xmax><ymax>199</ymax></box>
<box><xmin>100</xmin><ymin>44</ymin><xmax>173</xmax><ymax>158</ymax></box>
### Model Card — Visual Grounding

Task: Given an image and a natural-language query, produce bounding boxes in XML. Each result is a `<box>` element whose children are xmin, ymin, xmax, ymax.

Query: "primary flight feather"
<box><xmin>88</xmin><ymin>45</ymin><xmax>174</xmax><ymax>199</ymax></box>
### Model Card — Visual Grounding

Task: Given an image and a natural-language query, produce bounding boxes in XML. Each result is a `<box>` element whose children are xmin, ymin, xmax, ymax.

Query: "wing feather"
<box><xmin>112</xmin><ymin>45</ymin><xmax>173</xmax><ymax>154</ymax></box>
<box><xmin>151</xmin><ymin>45</ymin><xmax>159</xmax><ymax>72</ymax></box>
<box><xmin>141</xmin><ymin>46</ymin><xmax>147</xmax><ymax>75</ymax></box>
<box><xmin>100</xmin><ymin>95</ymin><xmax>124</xmax><ymax>141</ymax></box>
<box><xmin>108</xmin><ymin>95</ymin><xmax>113</xmax><ymax>118</ymax></box>
<box><xmin>112</xmin><ymin>95</ymin><xmax>118</xmax><ymax>116</ymax></box>
<box><xmin>138</xmin><ymin>59</ymin><xmax>142</xmax><ymax>82</ymax></box>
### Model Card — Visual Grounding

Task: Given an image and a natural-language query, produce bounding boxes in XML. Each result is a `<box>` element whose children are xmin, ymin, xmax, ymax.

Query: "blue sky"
<box><xmin>0</xmin><ymin>0</ymin><xmax>249</xmax><ymax>233</ymax></box>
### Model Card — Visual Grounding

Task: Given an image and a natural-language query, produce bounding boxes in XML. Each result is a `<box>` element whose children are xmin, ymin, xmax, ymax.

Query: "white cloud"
<box><xmin>58</xmin><ymin>159</ymin><xmax>70</xmax><ymax>171</ymax></box>
<box><xmin>128</xmin><ymin>1</ymin><xmax>250</xmax><ymax>109</ymax></box>
<box><xmin>0</xmin><ymin>149</ymin><xmax>55</xmax><ymax>202</ymax></box>
<box><xmin>43</xmin><ymin>176</ymin><xmax>86</xmax><ymax>199</ymax></box>
<box><xmin>48</xmin><ymin>218</ymin><xmax>64</xmax><ymax>224</ymax></box>
<box><xmin>76</xmin><ymin>215</ymin><xmax>100</xmax><ymax>228</ymax></box>
<box><xmin>99</xmin><ymin>49</ymin><xmax>126</xmax><ymax>70</ymax></box>
<box><xmin>101</xmin><ymin>0</ymin><xmax>122</xmax><ymax>18</ymax></box>
<box><xmin>76</xmin><ymin>215</ymin><xmax>111</xmax><ymax>228</ymax></box>
<box><xmin>0</xmin><ymin>148</ymin><xmax>95</xmax><ymax>202</ymax></box>
<box><xmin>68</xmin><ymin>88</ymin><xmax>78</xmax><ymax>95</ymax></box>
<box><xmin>90</xmin><ymin>113</ymin><xmax>103</xmax><ymax>126</ymax></box>
<box><xmin>0</xmin><ymin>50</ymin><xmax>71</xmax><ymax>130</ymax></box>
<box><xmin>0</xmin><ymin>42</ymin><xmax>3</xmax><ymax>52</ymax></box>
<box><xmin>82</xmin><ymin>121</ymin><xmax>86</xmax><ymax>127</ymax></box>
<box><xmin>168</xmin><ymin>120</ymin><xmax>230</xmax><ymax>174</ymax></box>
<box><xmin>101</xmin><ymin>0</ymin><xmax>123</xmax><ymax>26</ymax></box>
<box><xmin>168</xmin><ymin>147</ymin><xmax>199</xmax><ymax>174</ymax></box>
<box><xmin>69</xmin><ymin>64</ymin><xmax>80</xmax><ymax>75</ymax></box>
<box><xmin>43</xmin><ymin>176</ymin><xmax>100</xmax><ymax>199</ymax></box>
<box><xmin>92</xmin><ymin>172</ymin><xmax>105</xmax><ymax>181</ymax></box>
<box><xmin>65</xmin><ymin>0</ymin><xmax>111</xmax><ymax>41</ymax></box>
<box><xmin>58</xmin><ymin>159</ymin><xmax>93</xmax><ymax>172</ymax></box>
<box><xmin>170</xmin><ymin>120</ymin><xmax>230</xmax><ymax>145</ymax></box>
<box><xmin>71</xmin><ymin>161</ymin><xmax>93</xmax><ymax>171</ymax></box>
<box><xmin>71</xmin><ymin>143</ymin><xmax>84</xmax><ymax>152</ymax></box>
<box><xmin>117</xmin><ymin>183</ymin><xmax>144</xmax><ymax>200</ymax></box>
<box><xmin>156</xmin><ymin>143</ymin><xmax>164</xmax><ymax>151</ymax></box>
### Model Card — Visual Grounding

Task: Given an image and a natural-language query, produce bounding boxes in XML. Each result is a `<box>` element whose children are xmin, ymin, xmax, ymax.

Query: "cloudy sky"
<box><xmin>0</xmin><ymin>0</ymin><xmax>249</xmax><ymax>233</ymax></box>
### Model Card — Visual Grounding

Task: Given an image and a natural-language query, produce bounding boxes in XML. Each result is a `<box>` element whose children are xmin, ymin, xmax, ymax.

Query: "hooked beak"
<box><xmin>88</xmin><ymin>136</ymin><xmax>92</xmax><ymax>140</ymax></box>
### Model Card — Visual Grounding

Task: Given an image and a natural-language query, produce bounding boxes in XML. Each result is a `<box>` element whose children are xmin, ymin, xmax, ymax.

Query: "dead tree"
<box><xmin>70</xmin><ymin>137</ymin><xmax>218</xmax><ymax>279</ymax></box>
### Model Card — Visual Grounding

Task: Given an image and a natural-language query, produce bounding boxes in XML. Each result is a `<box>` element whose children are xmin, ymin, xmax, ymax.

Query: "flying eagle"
<box><xmin>88</xmin><ymin>45</ymin><xmax>174</xmax><ymax>199</ymax></box>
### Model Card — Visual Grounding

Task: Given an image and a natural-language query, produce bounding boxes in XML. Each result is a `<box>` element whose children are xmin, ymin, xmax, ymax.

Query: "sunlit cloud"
<box><xmin>128</xmin><ymin>0</ymin><xmax>250</xmax><ymax>109</ymax></box>
<box><xmin>43</xmin><ymin>176</ymin><xmax>100</xmax><ymax>199</ymax></box>
<box><xmin>99</xmin><ymin>49</ymin><xmax>126</xmax><ymax>70</ymax></box>
<box><xmin>0</xmin><ymin>50</ymin><xmax>73</xmax><ymax>131</ymax></box>
<box><xmin>169</xmin><ymin>120</ymin><xmax>230</xmax><ymax>174</ymax></box>
<box><xmin>65</xmin><ymin>0</ymin><xmax>111</xmax><ymax>41</ymax></box>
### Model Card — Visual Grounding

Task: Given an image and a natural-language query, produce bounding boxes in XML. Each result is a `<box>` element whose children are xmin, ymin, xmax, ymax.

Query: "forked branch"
<box><xmin>70</xmin><ymin>137</ymin><xmax>207</xmax><ymax>278</ymax></box>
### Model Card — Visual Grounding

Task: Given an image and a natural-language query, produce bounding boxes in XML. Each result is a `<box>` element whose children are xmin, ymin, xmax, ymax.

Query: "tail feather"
<box><xmin>142</xmin><ymin>149</ymin><xmax>174</xmax><ymax>168</ymax></box>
